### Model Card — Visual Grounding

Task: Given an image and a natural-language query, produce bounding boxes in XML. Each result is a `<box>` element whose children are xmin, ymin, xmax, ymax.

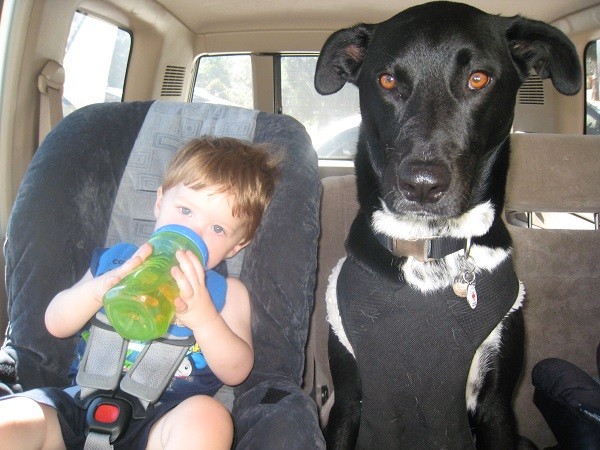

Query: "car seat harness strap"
<box><xmin>76</xmin><ymin>312</ymin><xmax>195</xmax><ymax>448</ymax></box>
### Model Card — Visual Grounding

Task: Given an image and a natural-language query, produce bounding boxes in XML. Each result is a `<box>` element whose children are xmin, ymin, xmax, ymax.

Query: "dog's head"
<box><xmin>315</xmin><ymin>1</ymin><xmax>581</xmax><ymax>231</ymax></box>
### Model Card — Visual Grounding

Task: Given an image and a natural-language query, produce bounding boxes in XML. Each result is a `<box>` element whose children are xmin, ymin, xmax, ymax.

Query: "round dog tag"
<box><xmin>452</xmin><ymin>281</ymin><xmax>468</xmax><ymax>297</ymax></box>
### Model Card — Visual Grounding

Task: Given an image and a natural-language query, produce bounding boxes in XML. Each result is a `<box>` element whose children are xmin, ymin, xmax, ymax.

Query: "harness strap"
<box><xmin>76</xmin><ymin>315</ymin><xmax>128</xmax><ymax>396</ymax></box>
<box><xmin>75</xmin><ymin>244</ymin><xmax>228</xmax><ymax>448</ymax></box>
<box><xmin>120</xmin><ymin>334</ymin><xmax>194</xmax><ymax>405</ymax></box>
<box><xmin>77</xmin><ymin>312</ymin><xmax>195</xmax><ymax>447</ymax></box>
<box><xmin>83</xmin><ymin>430</ymin><xmax>113</xmax><ymax>450</ymax></box>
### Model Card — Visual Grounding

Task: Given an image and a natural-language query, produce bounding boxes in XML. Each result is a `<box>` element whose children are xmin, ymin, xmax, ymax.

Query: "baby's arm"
<box><xmin>171</xmin><ymin>250</ymin><xmax>253</xmax><ymax>386</ymax></box>
<box><xmin>195</xmin><ymin>278</ymin><xmax>253</xmax><ymax>386</ymax></box>
<box><xmin>45</xmin><ymin>244</ymin><xmax>152</xmax><ymax>338</ymax></box>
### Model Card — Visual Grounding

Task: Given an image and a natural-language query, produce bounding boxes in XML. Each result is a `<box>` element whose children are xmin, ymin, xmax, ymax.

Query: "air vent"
<box><xmin>517</xmin><ymin>73</ymin><xmax>545</xmax><ymax>105</ymax></box>
<box><xmin>160</xmin><ymin>65</ymin><xmax>185</xmax><ymax>97</ymax></box>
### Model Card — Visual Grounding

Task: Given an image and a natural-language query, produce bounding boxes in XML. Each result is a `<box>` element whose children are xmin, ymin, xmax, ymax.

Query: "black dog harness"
<box><xmin>336</xmin><ymin>254</ymin><xmax>519</xmax><ymax>449</ymax></box>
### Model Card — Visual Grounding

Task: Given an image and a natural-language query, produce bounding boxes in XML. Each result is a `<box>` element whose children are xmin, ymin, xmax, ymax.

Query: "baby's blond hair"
<box><xmin>162</xmin><ymin>136</ymin><xmax>281</xmax><ymax>242</ymax></box>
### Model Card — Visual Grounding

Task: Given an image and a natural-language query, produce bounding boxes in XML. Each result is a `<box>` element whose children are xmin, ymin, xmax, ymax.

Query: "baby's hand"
<box><xmin>171</xmin><ymin>250</ymin><xmax>219</xmax><ymax>331</ymax></box>
<box><xmin>94</xmin><ymin>243</ymin><xmax>153</xmax><ymax>303</ymax></box>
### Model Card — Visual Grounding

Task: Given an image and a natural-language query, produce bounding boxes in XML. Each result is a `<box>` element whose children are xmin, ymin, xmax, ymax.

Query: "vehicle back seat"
<box><xmin>305</xmin><ymin>133</ymin><xmax>600</xmax><ymax>447</ymax></box>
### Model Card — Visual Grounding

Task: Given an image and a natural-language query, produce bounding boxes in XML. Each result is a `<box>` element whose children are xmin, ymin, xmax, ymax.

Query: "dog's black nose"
<box><xmin>398</xmin><ymin>163</ymin><xmax>450</xmax><ymax>204</ymax></box>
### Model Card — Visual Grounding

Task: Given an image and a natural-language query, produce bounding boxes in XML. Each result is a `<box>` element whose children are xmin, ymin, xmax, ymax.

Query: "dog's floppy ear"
<box><xmin>506</xmin><ymin>17</ymin><xmax>582</xmax><ymax>95</ymax></box>
<box><xmin>314</xmin><ymin>23</ymin><xmax>374</xmax><ymax>95</ymax></box>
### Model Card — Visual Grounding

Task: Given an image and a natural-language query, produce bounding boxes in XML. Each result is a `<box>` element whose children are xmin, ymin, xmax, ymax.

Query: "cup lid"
<box><xmin>152</xmin><ymin>224</ymin><xmax>208</xmax><ymax>266</ymax></box>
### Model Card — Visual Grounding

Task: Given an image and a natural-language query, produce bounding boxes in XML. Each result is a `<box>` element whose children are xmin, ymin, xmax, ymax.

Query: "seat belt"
<box><xmin>76</xmin><ymin>311</ymin><xmax>195</xmax><ymax>450</ymax></box>
<box><xmin>37</xmin><ymin>60</ymin><xmax>65</xmax><ymax>146</ymax></box>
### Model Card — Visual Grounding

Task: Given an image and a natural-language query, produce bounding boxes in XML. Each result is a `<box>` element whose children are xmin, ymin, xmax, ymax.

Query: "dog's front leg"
<box><xmin>469</xmin><ymin>309</ymin><xmax>536</xmax><ymax>449</ymax></box>
<box><xmin>325</xmin><ymin>327</ymin><xmax>362</xmax><ymax>449</ymax></box>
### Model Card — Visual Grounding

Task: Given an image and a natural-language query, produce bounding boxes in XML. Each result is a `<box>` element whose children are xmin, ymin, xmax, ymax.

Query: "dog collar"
<box><xmin>377</xmin><ymin>234</ymin><xmax>467</xmax><ymax>262</ymax></box>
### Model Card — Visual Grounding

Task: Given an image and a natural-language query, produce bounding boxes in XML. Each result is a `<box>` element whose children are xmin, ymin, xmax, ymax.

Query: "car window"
<box><xmin>279</xmin><ymin>55</ymin><xmax>360</xmax><ymax>160</ymax></box>
<box><xmin>585</xmin><ymin>39</ymin><xmax>599</xmax><ymax>135</ymax></box>
<box><xmin>192</xmin><ymin>54</ymin><xmax>253</xmax><ymax>109</ymax></box>
<box><xmin>62</xmin><ymin>11</ymin><xmax>131</xmax><ymax>116</ymax></box>
<box><xmin>192</xmin><ymin>53</ymin><xmax>360</xmax><ymax>161</ymax></box>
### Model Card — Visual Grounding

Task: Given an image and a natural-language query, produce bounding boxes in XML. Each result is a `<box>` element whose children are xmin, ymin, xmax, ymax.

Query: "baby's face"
<box><xmin>154</xmin><ymin>182</ymin><xmax>248</xmax><ymax>269</ymax></box>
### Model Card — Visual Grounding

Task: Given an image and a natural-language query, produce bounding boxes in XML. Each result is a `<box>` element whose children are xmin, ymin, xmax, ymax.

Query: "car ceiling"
<box><xmin>155</xmin><ymin>0</ymin><xmax>600</xmax><ymax>34</ymax></box>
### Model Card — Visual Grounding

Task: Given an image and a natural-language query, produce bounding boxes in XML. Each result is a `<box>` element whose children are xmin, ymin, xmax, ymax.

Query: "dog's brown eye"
<box><xmin>468</xmin><ymin>71</ymin><xmax>490</xmax><ymax>90</ymax></box>
<box><xmin>379</xmin><ymin>74</ymin><xmax>397</xmax><ymax>90</ymax></box>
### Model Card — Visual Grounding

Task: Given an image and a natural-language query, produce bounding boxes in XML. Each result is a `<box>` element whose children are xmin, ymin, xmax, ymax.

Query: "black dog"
<box><xmin>314</xmin><ymin>2</ymin><xmax>581</xmax><ymax>448</ymax></box>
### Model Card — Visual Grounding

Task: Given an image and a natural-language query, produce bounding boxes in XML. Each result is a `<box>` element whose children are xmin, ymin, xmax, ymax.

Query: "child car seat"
<box><xmin>1</xmin><ymin>101</ymin><xmax>325</xmax><ymax>448</ymax></box>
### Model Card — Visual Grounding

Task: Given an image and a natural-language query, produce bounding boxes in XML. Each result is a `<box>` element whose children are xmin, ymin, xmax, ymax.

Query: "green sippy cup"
<box><xmin>103</xmin><ymin>224</ymin><xmax>208</xmax><ymax>341</ymax></box>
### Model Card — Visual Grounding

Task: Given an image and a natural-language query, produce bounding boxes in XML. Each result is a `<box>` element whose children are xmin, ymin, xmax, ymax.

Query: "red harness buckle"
<box><xmin>85</xmin><ymin>396</ymin><xmax>132</xmax><ymax>443</ymax></box>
